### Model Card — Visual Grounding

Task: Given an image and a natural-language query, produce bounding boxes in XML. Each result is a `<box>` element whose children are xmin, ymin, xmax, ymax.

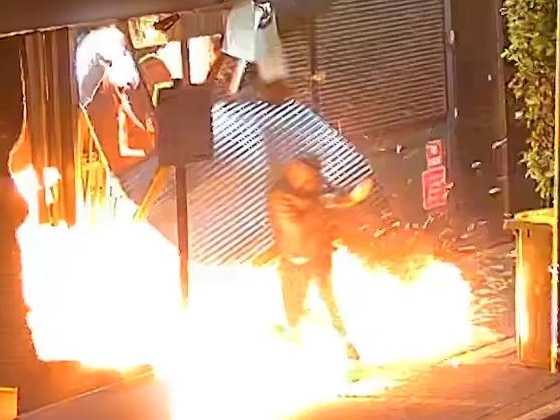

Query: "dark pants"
<box><xmin>278</xmin><ymin>256</ymin><xmax>348</xmax><ymax>339</ymax></box>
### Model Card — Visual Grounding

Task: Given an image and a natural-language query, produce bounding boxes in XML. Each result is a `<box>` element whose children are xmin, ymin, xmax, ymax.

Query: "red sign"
<box><xmin>422</xmin><ymin>165</ymin><xmax>448</xmax><ymax>211</ymax></box>
<box><xmin>425</xmin><ymin>139</ymin><xmax>443</xmax><ymax>168</ymax></box>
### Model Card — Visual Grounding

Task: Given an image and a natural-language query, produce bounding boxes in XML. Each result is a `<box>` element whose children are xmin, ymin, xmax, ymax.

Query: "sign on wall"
<box><xmin>425</xmin><ymin>139</ymin><xmax>443</xmax><ymax>168</ymax></box>
<box><xmin>422</xmin><ymin>139</ymin><xmax>448</xmax><ymax>211</ymax></box>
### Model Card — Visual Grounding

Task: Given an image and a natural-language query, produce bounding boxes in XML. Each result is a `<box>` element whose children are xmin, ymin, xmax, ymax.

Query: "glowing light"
<box><xmin>156</xmin><ymin>41</ymin><xmax>184</xmax><ymax>80</ymax></box>
<box><xmin>188</xmin><ymin>36</ymin><xmax>214</xmax><ymax>85</ymax></box>
<box><xmin>515</xmin><ymin>270</ymin><xmax>530</xmax><ymax>346</ymax></box>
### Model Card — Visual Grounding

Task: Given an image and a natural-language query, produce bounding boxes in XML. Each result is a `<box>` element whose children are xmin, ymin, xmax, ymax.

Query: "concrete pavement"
<box><xmin>19</xmin><ymin>373</ymin><xmax>171</xmax><ymax>420</ymax></box>
<box><xmin>18</xmin><ymin>337</ymin><xmax>560</xmax><ymax>420</ymax></box>
<box><xmin>291</xmin><ymin>338</ymin><xmax>560</xmax><ymax>420</ymax></box>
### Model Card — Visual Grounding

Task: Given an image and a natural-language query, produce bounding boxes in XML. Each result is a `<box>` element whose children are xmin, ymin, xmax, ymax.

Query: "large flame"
<box><xmin>13</xmin><ymin>165</ymin><xmax>480</xmax><ymax>419</ymax></box>
<box><xmin>13</xmin><ymin>166</ymin><xmax>183</xmax><ymax>369</ymax></box>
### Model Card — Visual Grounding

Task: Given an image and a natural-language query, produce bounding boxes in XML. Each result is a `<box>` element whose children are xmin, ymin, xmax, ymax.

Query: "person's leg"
<box><xmin>312</xmin><ymin>257</ymin><xmax>360</xmax><ymax>361</ymax></box>
<box><xmin>278</xmin><ymin>258</ymin><xmax>309</xmax><ymax>330</ymax></box>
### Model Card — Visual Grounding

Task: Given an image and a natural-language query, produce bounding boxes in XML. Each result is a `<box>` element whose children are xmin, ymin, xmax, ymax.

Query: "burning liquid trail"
<box><xmin>13</xmin><ymin>166</ymin><xmax>480</xmax><ymax>419</ymax></box>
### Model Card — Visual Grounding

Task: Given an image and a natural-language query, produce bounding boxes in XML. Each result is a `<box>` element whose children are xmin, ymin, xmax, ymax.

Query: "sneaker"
<box><xmin>345</xmin><ymin>342</ymin><xmax>361</xmax><ymax>361</ymax></box>
<box><xmin>273</xmin><ymin>324</ymin><xmax>303</xmax><ymax>345</ymax></box>
<box><xmin>273</xmin><ymin>323</ymin><xmax>289</xmax><ymax>336</ymax></box>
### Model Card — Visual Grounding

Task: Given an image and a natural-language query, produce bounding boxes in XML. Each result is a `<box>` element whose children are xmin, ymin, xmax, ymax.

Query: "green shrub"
<box><xmin>503</xmin><ymin>0</ymin><xmax>556</xmax><ymax>203</ymax></box>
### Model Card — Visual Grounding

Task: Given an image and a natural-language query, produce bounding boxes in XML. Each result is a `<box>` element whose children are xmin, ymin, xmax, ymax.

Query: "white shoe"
<box><xmin>273</xmin><ymin>324</ymin><xmax>303</xmax><ymax>345</ymax></box>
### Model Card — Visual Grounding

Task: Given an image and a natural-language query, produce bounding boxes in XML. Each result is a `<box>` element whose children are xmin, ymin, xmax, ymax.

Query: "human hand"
<box><xmin>349</xmin><ymin>178</ymin><xmax>374</xmax><ymax>203</ymax></box>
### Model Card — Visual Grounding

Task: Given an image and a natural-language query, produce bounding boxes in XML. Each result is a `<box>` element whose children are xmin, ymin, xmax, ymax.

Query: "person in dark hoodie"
<box><xmin>267</xmin><ymin>155</ymin><xmax>373</xmax><ymax>361</ymax></box>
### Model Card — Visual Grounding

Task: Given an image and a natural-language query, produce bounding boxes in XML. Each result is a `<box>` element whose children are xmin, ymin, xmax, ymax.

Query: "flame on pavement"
<box><xmin>13</xmin><ymin>166</ymin><xmax>475</xmax><ymax>420</ymax></box>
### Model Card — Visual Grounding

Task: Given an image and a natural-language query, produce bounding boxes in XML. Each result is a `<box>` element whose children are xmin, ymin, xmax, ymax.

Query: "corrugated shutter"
<box><xmin>120</xmin><ymin>101</ymin><xmax>389</xmax><ymax>265</ymax></box>
<box><xmin>314</xmin><ymin>0</ymin><xmax>448</xmax><ymax>138</ymax></box>
<box><xmin>116</xmin><ymin>11</ymin><xmax>398</xmax><ymax>266</ymax></box>
<box><xmin>280</xmin><ymin>24</ymin><xmax>312</xmax><ymax>103</ymax></box>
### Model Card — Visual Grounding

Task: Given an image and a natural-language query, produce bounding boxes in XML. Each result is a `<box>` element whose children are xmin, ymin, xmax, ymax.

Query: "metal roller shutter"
<box><xmin>280</xmin><ymin>24</ymin><xmax>312</xmax><ymax>103</ymax></box>
<box><xmin>120</xmin><ymin>100</ymin><xmax>386</xmax><ymax>265</ymax></box>
<box><xmin>117</xmin><ymin>11</ymin><xmax>394</xmax><ymax>265</ymax></box>
<box><xmin>314</xmin><ymin>0</ymin><xmax>448</xmax><ymax>138</ymax></box>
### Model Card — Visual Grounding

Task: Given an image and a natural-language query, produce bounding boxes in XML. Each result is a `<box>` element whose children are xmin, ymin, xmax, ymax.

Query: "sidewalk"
<box><xmin>295</xmin><ymin>338</ymin><xmax>560</xmax><ymax>420</ymax></box>
<box><xmin>19</xmin><ymin>338</ymin><xmax>560</xmax><ymax>420</ymax></box>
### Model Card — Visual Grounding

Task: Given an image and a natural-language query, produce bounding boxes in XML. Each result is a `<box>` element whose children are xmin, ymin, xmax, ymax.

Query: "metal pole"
<box><xmin>493</xmin><ymin>0</ymin><xmax>510</xmax><ymax>218</ymax></box>
<box><xmin>550</xmin><ymin>0</ymin><xmax>560</xmax><ymax>373</ymax></box>
<box><xmin>176</xmin><ymin>164</ymin><xmax>189</xmax><ymax>305</ymax></box>
<box><xmin>442</xmin><ymin>0</ymin><xmax>458</xmax><ymax>223</ymax></box>
<box><xmin>176</xmin><ymin>42</ymin><xmax>190</xmax><ymax>306</ymax></box>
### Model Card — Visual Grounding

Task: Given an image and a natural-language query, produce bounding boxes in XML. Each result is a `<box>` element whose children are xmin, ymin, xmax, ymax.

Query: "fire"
<box><xmin>13</xmin><ymin>166</ymin><xmax>183</xmax><ymax>370</ymax></box>
<box><xmin>12</xmin><ymin>165</ymin><xmax>476</xmax><ymax>419</ymax></box>
<box><xmin>156</xmin><ymin>252</ymin><xmax>474</xmax><ymax>420</ymax></box>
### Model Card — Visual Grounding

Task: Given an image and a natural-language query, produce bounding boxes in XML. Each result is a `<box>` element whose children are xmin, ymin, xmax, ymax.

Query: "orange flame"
<box><xmin>13</xmin><ymin>165</ymin><xmax>485</xmax><ymax>419</ymax></box>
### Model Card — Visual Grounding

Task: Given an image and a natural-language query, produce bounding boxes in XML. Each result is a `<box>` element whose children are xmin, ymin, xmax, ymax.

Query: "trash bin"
<box><xmin>505</xmin><ymin>209</ymin><xmax>554</xmax><ymax>369</ymax></box>
<box><xmin>0</xmin><ymin>387</ymin><xmax>16</xmax><ymax>420</ymax></box>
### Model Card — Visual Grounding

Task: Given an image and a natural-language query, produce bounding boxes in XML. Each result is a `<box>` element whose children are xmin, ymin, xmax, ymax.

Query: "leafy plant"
<box><xmin>503</xmin><ymin>0</ymin><xmax>556</xmax><ymax>204</ymax></box>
